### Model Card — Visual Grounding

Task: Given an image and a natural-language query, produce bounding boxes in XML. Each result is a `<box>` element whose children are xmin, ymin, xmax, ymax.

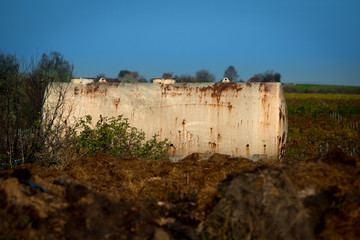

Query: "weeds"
<box><xmin>74</xmin><ymin>115</ymin><xmax>170</xmax><ymax>160</ymax></box>
<box><xmin>1</xmin><ymin>114</ymin><xmax>171</xmax><ymax>169</ymax></box>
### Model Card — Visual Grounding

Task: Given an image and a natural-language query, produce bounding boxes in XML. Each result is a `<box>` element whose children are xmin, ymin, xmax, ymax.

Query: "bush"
<box><xmin>75</xmin><ymin>115</ymin><xmax>170</xmax><ymax>160</ymax></box>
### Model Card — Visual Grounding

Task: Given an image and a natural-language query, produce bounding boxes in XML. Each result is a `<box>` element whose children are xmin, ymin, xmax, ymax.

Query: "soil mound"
<box><xmin>201</xmin><ymin>167</ymin><xmax>314</xmax><ymax>240</ymax></box>
<box><xmin>1</xmin><ymin>150</ymin><xmax>359</xmax><ymax>239</ymax></box>
<box><xmin>0</xmin><ymin>171</ymin><xmax>156</xmax><ymax>239</ymax></box>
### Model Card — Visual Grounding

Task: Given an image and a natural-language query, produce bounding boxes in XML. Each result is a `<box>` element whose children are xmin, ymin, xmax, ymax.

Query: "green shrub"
<box><xmin>75</xmin><ymin>115</ymin><xmax>170</xmax><ymax>160</ymax></box>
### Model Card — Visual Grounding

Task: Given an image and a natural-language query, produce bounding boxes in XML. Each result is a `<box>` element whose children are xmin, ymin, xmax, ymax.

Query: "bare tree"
<box><xmin>137</xmin><ymin>76</ymin><xmax>148</xmax><ymax>83</ymax></box>
<box><xmin>0</xmin><ymin>52</ymin><xmax>24</xmax><ymax>167</ymax></box>
<box><xmin>38</xmin><ymin>82</ymin><xmax>77</xmax><ymax>165</ymax></box>
<box><xmin>162</xmin><ymin>72</ymin><xmax>173</xmax><ymax>78</ymax></box>
<box><xmin>24</xmin><ymin>51</ymin><xmax>74</xmax><ymax>124</ymax></box>
<box><xmin>0</xmin><ymin>51</ymin><xmax>76</xmax><ymax>168</ymax></box>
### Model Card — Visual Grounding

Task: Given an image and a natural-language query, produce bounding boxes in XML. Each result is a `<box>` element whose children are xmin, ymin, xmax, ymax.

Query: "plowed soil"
<box><xmin>1</xmin><ymin>149</ymin><xmax>359</xmax><ymax>239</ymax></box>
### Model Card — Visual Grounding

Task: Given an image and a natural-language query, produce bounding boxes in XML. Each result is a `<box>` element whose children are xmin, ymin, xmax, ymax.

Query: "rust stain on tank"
<box><xmin>259</xmin><ymin>82</ymin><xmax>270</xmax><ymax>92</ymax></box>
<box><xmin>86</xmin><ymin>84</ymin><xmax>93</xmax><ymax>94</ymax></box>
<box><xmin>161</xmin><ymin>84</ymin><xmax>173</xmax><ymax>97</ymax></box>
<box><xmin>168</xmin><ymin>144</ymin><xmax>176</xmax><ymax>157</ymax></box>
<box><xmin>278</xmin><ymin>136</ymin><xmax>282</xmax><ymax>148</ymax></box>
<box><xmin>158</xmin><ymin>128</ymin><xmax>163</xmax><ymax>136</ymax></box>
<box><xmin>84</xmin><ymin>83</ymin><xmax>106</xmax><ymax>97</ymax></box>
<box><xmin>74</xmin><ymin>87</ymin><xmax>79</xmax><ymax>95</ymax></box>
<box><xmin>227</xmin><ymin>102</ymin><xmax>233</xmax><ymax>111</ymax></box>
<box><xmin>93</xmin><ymin>84</ymin><xmax>100</xmax><ymax>93</ymax></box>
<box><xmin>279</xmin><ymin>107</ymin><xmax>284</xmax><ymax>128</ymax></box>
<box><xmin>263</xmin><ymin>144</ymin><xmax>267</xmax><ymax>155</ymax></box>
<box><xmin>261</xmin><ymin>93</ymin><xmax>271</xmax><ymax>122</ymax></box>
<box><xmin>282</xmin><ymin>131</ymin><xmax>286</xmax><ymax>145</ymax></box>
<box><xmin>208</xmin><ymin>142</ymin><xmax>216</xmax><ymax>151</ymax></box>
<box><xmin>199</xmin><ymin>82</ymin><xmax>243</xmax><ymax>104</ymax></box>
<box><xmin>188</xmin><ymin>131</ymin><xmax>193</xmax><ymax>141</ymax></box>
<box><xmin>246</xmin><ymin>144</ymin><xmax>250</xmax><ymax>156</ymax></box>
<box><xmin>113</xmin><ymin>98</ymin><xmax>120</xmax><ymax>109</ymax></box>
<box><xmin>182</xmin><ymin>119</ymin><xmax>186</xmax><ymax>141</ymax></box>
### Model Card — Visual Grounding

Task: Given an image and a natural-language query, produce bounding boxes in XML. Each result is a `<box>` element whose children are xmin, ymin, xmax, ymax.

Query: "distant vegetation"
<box><xmin>283</xmin><ymin>93</ymin><xmax>360</xmax><ymax>163</ymax></box>
<box><xmin>117</xmin><ymin>70</ymin><xmax>147</xmax><ymax>83</ymax></box>
<box><xmin>1</xmin><ymin>49</ymin><xmax>358</xmax><ymax>168</ymax></box>
<box><xmin>248</xmin><ymin>70</ymin><xmax>281</xmax><ymax>83</ymax></box>
<box><xmin>94</xmin><ymin>65</ymin><xmax>282</xmax><ymax>83</ymax></box>
<box><xmin>283</xmin><ymin>84</ymin><xmax>360</xmax><ymax>94</ymax></box>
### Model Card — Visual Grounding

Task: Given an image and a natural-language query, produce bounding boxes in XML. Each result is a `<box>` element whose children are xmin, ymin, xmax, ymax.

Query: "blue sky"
<box><xmin>1</xmin><ymin>0</ymin><xmax>359</xmax><ymax>85</ymax></box>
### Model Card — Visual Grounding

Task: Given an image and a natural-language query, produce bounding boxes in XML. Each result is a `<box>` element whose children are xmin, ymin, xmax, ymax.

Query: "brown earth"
<box><xmin>0</xmin><ymin>149</ymin><xmax>359</xmax><ymax>239</ymax></box>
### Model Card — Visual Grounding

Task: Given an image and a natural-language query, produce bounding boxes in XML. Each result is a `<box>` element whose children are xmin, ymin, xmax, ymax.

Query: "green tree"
<box><xmin>35</xmin><ymin>51</ymin><xmax>73</xmax><ymax>82</ymax></box>
<box><xmin>196</xmin><ymin>70</ymin><xmax>216</xmax><ymax>82</ymax></box>
<box><xmin>137</xmin><ymin>76</ymin><xmax>148</xmax><ymax>83</ymax></box>
<box><xmin>118</xmin><ymin>70</ymin><xmax>132</xmax><ymax>79</ymax></box>
<box><xmin>224</xmin><ymin>65</ymin><xmax>239</xmax><ymax>82</ymax></box>
<box><xmin>274</xmin><ymin>72</ymin><xmax>281</xmax><ymax>82</ymax></box>
<box><xmin>119</xmin><ymin>73</ymin><xmax>138</xmax><ymax>83</ymax></box>
<box><xmin>118</xmin><ymin>70</ymin><xmax>147</xmax><ymax>83</ymax></box>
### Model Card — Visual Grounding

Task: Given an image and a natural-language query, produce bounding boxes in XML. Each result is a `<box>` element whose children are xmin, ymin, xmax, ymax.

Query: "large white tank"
<box><xmin>43</xmin><ymin>81</ymin><xmax>288</xmax><ymax>160</ymax></box>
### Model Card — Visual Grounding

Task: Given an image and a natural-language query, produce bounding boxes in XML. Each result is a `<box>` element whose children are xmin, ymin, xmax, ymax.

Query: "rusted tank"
<box><xmin>43</xmin><ymin>81</ymin><xmax>288</xmax><ymax>161</ymax></box>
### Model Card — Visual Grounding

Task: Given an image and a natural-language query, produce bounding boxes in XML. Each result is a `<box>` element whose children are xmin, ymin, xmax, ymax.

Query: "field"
<box><xmin>283</xmin><ymin>93</ymin><xmax>360</xmax><ymax>163</ymax></box>
<box><xmin>283</xmin><ymin>83</ymin><xmax>360</xmax><ymax>94</ymax></box>
<box><xmin>1</xmin><ymin>93</ymin><xmax>360</xmax><ymax>239</ymax></box>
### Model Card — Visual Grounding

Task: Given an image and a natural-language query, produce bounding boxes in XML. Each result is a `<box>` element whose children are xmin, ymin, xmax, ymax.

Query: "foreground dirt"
<box><xmin>1</xmin><ymin>149</ymin><xmax>359</xmax><ymax>239</ymax></box>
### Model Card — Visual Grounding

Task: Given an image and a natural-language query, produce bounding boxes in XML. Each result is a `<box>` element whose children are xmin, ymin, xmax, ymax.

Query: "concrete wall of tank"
<box><xmin>43</xmin><ymin>82</ymin><xmax>288</xmax><ymax>160</ymax></box>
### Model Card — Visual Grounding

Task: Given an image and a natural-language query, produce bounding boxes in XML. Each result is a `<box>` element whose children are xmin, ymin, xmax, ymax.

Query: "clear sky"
<box><xmin>1</xmin><ymin>0</ymin><xmax>359</xmax><ymax>85</ymax></box>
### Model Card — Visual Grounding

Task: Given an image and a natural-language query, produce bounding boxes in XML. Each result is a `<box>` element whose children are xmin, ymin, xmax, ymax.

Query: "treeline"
<box><xmin>96</xmin><ymin>66</ymin><xmax>281</xmax><ymax>83</ymax></box>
